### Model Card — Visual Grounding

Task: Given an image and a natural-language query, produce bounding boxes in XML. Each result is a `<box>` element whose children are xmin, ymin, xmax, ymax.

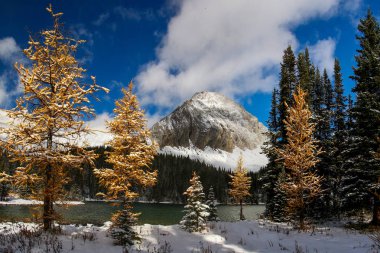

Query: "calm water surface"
<box><xmin>0</xmin><ymin>202</ymin><xmax>265</xmax><ymax>225</ymax></box>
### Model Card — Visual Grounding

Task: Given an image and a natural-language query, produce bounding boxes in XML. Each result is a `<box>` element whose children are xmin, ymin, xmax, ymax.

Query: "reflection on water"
<box><xmin>0</xmin><ymin>202</ymin><xmax>265</xmax><ymax>225</ymax></box>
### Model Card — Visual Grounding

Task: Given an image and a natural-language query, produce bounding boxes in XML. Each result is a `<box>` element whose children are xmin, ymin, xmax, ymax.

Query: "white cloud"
<box><xmin>146</xmin><ymin>111</ymin><xmax>166</xmax><ymax>129</ymax></box>
<box><xmin>0</xmin><ymin>37</ymin><xmax>22</xmax><ymax>64</ymax></box>
<box><xmin>135</xmin><ymin>0</ymin><xmax>341</xmax><ymax>118</ymax></box>
<box><xmin>93</xmin><ymin>12</ymin><xmax>110</xmax><ymax>26</ymax></box>
<box><xmin>342</xmin><ymin>0</ymin><xmax>362</xmax><ymax>13</ymax></box>
<box><xmin>309</xmin><ymin>38</ymin><xmax>336</xmax><ymax>76</ymax></box>
<box><xmin>0</xmin><ymin>74</ymin><xmax>9</xmax><ymax>105</ymax></box>
<box><xmin>0</xmin><ymin>37</ymin><xmax>24</xmax><ymax>105</ymax></box>
<box><xmin>114</xmin><ymin>6</ymin><xmax>156</xmax><ymax>21</ymax></box>
<box><xmin>0</xmin><ymin>110</ymin><xmax>114</xmax><ymax>147</ymax></box>
<box><xmin>69</xmin><ymin>24</ymin><xmax>94</xmax><ymax>64</ymax></box>
<box><xmin>80</xmin><ymin>110</ymin><xmax>155</xmax><ymax>146</ymax></box>
<box><xmin>83</xmin><ymin>112</ymin><xmax>113</xmax><ymax>147</ymax></box>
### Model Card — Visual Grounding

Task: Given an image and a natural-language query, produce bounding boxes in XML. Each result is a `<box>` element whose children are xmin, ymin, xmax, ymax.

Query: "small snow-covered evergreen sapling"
<box><xmin>110</xmin><ymin>203</ymin><xmax>139</xmax><ymax>246</ymax></box>
<box><xmin>206</xmin><ymin>186</ymin><xmax>220</xmax><ymax>221</ymax></box>
<box><xmin>180</xmin><ymin>172</ymin><xmax>209</xmax><ymax>232</ymax></box>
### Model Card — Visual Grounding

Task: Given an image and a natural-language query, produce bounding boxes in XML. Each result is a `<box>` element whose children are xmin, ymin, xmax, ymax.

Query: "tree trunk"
<box><xmin>43</xmin><ymin>127</ymin><xmax>54</xmax><ymax>231</ymax></box>
<box><xmin>240</xmin><ymin>200</ymin><xmax>245</xmax><ymax>220</ymax></box>
<box><xmin>371</xmin><ymin>198</ymin><xmax>380</xmax><ymax>225</ymax></box>
<box><xmin>299</xmin><ymin>209</ymin><xmax>305</xmax><ymax>230</ymax></box>
<box><xmin>43</xmin><ymin>164</ymin><xmax>53</xmax><ymax>231</ymax></box>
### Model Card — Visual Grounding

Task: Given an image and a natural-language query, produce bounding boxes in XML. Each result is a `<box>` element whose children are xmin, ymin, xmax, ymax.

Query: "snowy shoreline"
<box><xmin>0</xmin><ymin>198</ymin><xmax>84</xmax><ymax>206</ymax></box>
<box><xmin>0</xmin><ymin>220</ymin><xmax>376</xmax><ymax>253</ymax></box>
<box><xmin>0</xmin><ymin>197</ymin><xmax>264</xmax><ymax>206</ymax></box>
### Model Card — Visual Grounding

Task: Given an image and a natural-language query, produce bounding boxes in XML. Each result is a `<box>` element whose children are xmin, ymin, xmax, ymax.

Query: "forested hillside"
<box><xmin>0</xmin><ymin>146</ymin><xmax>265</xmax><ymax>204</ymax></box>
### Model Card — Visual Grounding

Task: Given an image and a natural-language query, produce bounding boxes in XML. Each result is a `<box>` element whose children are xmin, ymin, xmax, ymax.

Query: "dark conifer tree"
<box><xmin>110</xmin><ymin>204</ymin><xmax>139</xmax><ymax>246</ymax></box>
<box><xmin>262</xmin><ymin>46</ymin><xmax>296</xmax><ymax>221</ymax></box>
<box><xmin>206</xmin><ymin>186</ymin><xmax>220</xmax><ymax>221</ymax></box>
<box><xmin>311</xmin><ymin>68</ymin><xmax>323</xmax><ymax>119</ymax></box>
<box><xmin>262</xmin><ymin>88</ymin><xmax>283</xmax><ymax>219</ymax></box>
<box><xmin>314</xmin><ymin>69</ymin><xmax>334</xmax><ymax>218</ymax></box>
<box><xmin>332</xmin><ymin>60</ymin><xmax>346</xmax><ymax>134</ymax></box>
<box><xmin>279</xmin><ymin>46</ymin><xmax>297</xmax><ymax>143</ymax></box>
<box><xmin>271</xmin><ymin>171</ymin><xmax>288</xmax><ymax>221</ymax></box>
<box><xmin>347</xmin><ymin>95</ymin><xmax>354</xmax><ymax>128</ymax></box>
<box><xmin>330</xmin><ymin>59</ymin><xmax>347</xmax><ymax>218</ymax></box>
<box><xmin>297</xmin><ymin>48</ymin><xmax>313</xmax><ymax>99</ymax></box>
<box><xmin>343</xmin><ymin>10</ymin><xmax>380</xmax><ymax>224</ymax></box>
<box><xmin>307</xmin><ymin>67</ymin><xmax>335</xmax><ymax>218</ymax></box>
<box><xmin>323</xmin><ymin>69</ymin><xmax>334</xmax><ymax>127</ymax></box>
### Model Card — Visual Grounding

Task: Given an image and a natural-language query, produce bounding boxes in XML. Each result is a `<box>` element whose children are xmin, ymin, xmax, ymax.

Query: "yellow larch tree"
<box><xmin>94</xmin><ymin>82</ymin><xmax>157</xmax><ymax>245</ymax></box>
<box><xmin>229</xmin><ymin>155</ymin><xmax>251</xmax><ymax>220</ymax></box>
<box><xmin>276</xmin><ymin>86</ymin><xmax>322</xmax><ymax>229</ymax></box>
<box><xmin>0</xmin><ymin>5</ymin><xmax>108</xmax><ymax>230</ymax></box>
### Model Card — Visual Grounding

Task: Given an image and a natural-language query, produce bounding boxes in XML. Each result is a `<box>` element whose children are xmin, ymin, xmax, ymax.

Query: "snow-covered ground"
<box><xmin>0</xmin><ymin>220</ymin><xmax>376</xmax><ymax>253</ymax></box>
<box><xmin>0</xmin><ymin>197</ymin><xmax>84</xmax><ymax>205</ymax></box>
<box><xmin>160</xmin><ymin>145</ymin><xmax>268</xmax><ymax>172</ymax></box>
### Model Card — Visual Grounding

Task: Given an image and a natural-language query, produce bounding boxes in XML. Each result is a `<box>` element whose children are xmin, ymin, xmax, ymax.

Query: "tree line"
<box><xmin>0</xmin><ymin>147</ymin><xmax>265</xmax><ymax>204</ymax></box>
<box><xmin>261</xmin><ymin>10</ymin><xmax>380</xmax><ymax>225</ymax></box>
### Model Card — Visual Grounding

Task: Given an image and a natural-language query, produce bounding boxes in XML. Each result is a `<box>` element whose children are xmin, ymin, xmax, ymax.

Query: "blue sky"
<box><xmin>0</xmin><ymin>0</ymin><xmax>379</xmax><ymax>133</ymax></box>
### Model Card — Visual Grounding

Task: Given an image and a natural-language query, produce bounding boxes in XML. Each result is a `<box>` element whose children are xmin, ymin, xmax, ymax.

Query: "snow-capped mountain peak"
<box><xmin>151</xmin><ymin>91</ymin><xmax>268</xmax><ymax>171</ymax></box>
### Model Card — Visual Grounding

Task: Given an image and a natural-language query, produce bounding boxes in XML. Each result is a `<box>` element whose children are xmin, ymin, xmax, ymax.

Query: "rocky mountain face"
<box><xmin>151</xmin><ymin>91</ymin><xmax>267</xmax><ymax>153</ymax></box>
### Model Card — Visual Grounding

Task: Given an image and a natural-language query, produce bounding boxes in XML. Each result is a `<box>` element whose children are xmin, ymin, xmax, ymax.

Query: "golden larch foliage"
<box><xmin>229</xmin><ymin>155</ymin><xmax>251</xmax><ymax>220</ymax></box>
<box><xmin>0</xmin><ymin>5</ymin><xmax>108</xmax><ymax>230</ymax></box>
<box><xmin>276</xmin><ymin>86</ymin><xmax>322</xmax><ymax>229</ymax></box>
<box><xmin>94</xmin><ymin>82</ymin><xmax>157</xmax><ymax>201</ymax></box>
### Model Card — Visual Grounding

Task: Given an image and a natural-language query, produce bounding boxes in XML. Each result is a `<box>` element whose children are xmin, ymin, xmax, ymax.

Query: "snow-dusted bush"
<box><xmin>0</xmin><ymin>223</ymin><xmax>62</xmax><ymax>253</ymax></box>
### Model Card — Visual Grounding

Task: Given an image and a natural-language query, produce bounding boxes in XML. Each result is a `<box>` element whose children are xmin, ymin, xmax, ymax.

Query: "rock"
<box><xmin>151</xmin><ymin>91</ymin><xmax>267</xmax><ymax>152</ymax></box>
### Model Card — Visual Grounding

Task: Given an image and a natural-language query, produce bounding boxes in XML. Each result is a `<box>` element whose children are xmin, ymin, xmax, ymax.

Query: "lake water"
<box><xmin>0</xmin><ymin>202</ymin><xmax>265</xmax><ymax>225</ymax></box>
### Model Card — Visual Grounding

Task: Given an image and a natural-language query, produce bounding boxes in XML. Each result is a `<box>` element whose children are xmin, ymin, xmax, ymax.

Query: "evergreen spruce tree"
<box><xmin>261</xmin><ymin>88</ymin><xmax>283</xmax><ymax>219</ymax></box>
<box><xmin>277</xmin><ymin>86</ymin><xmax>322</xmax><ymax>229</ymax></box>
<box><xmin>297</xmin><ymin>48</ymin><xmax>313</xmax><ymax>97</ymax></box>
<box><xmin>309</xmin><ymin>69</ymin><xmax>326</xmax><ymax>218</ymax></box>
<box><xmin>332</xmin><ymin>60</ymin><xmax>346</xmax><ymax>134</ymax></box>
<box><xmin>313</xmin><ymin>69</ymin><xmax>334</xmax><ymax>218</ymax></box>
<box><xmin>229</xmin><ymin>155</ymin><xmax>252</xmax><ymax>220</ymax></box>
<box><xmin>180</xmin><ymin>172</ymin><xmax>209</xmax><ymax>232</ymax></box>
<box><xmin>330</xmin><ymin>59</ymin><xmax>347</xmax><ymax>218</ymax></box>
<box><xmin>110</xmin><ymin>204</ymin><xmax>139</xmax><ymax>246</ymax></box>
<box><xmin>347</xmin><ymin>95</ymin><xmax>354</xmax><ymax>128</ymax></box>
<box><xmin>279</xmin><ymin>46</ymin><xmax>297</xmax><ymax>143</ymax></box>
<box><xmin>311</xmin><ymin>68</ymin><xmax>324</xmax><ymax>136</ymax></box>
<box><xmin>271</xmin><ymin>171</ymin><xmax>288</xmax><ymax>221</ymax></box>
<box><xmin>342</xmin><ymin>10</ymin><xmax>380</xmax><ymax>224</ymax></box>
<box><xmin>206</xmin><ymin>186</ymin><xmax>220</xmax><ymax>222</ymax></box>
<box><xmin>262</xmin><ymin>46</ymin><xmax>296</xmax><ymax>221</ymax></box>
<box><xmin>340</xmin><ymin>93</ymin><xmax>358</xmax><ymax>213</ymax></box>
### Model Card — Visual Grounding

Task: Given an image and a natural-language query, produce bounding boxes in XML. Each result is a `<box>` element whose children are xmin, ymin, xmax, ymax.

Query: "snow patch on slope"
<box><xmin>160</xmin><ymin>143</ymin><xmax>268</xmax><ymax>172</ymax></box>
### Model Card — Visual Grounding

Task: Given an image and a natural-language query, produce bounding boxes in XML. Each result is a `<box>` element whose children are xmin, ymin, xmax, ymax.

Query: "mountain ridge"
<box><xmin>151</xmin><ymin>91</ymin><xmax>268</xmax><ymax>171</ymax></box>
